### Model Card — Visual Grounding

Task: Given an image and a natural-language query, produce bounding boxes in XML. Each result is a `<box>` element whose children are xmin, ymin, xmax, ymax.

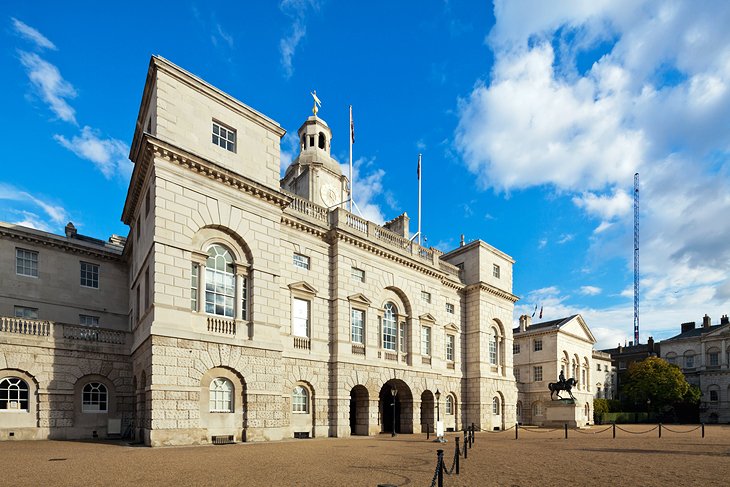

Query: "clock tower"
<box><xmin>281</xmin><ymin>112</ymin><xmax>349</xmax><ymax>209</ymax></box>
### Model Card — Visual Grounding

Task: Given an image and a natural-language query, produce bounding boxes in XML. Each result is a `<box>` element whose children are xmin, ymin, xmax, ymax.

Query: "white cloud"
<box><xmin>579</xmin><ymin>285</ymin><xmax>602</xmax><ymax>296</ymax></box>
<box><xmin>279</xmin><ymin>0</ymin><xmax>321</xmax><ymax>78</ymax></box>
<box><xmin>54</xmin><ymin>126</ymin><xmax>132</xmax><ymax>179</ymax></box>
<box><xmin>340</xmin><ymin>157</ymin><xmax>386</xmax><ymax>224</ymax></box>
<box><xmin>464</xmin><ymin>0</ymin><xmax>730</xmax><ymax>344</ymax></box>
<box><xmin>0</xmin><ymin>183</ymin><xmax>69</xmax><ymax>228</ymax></box>
<box><xmin>18</xmin><ymin>51</ymin><xmax>77</xmax><ymax>124</ymax></box>
<box><xmin>280</xmin><ymin>132</ymin><xmax>300</xmax><ymax>177</ymax></box>
<box><xmin>11</xmin><ymin>18</ymin><xmax>57</xmax><ymax>50</ymax></box>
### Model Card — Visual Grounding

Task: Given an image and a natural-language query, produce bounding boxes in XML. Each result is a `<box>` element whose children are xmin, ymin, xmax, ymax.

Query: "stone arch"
<box><xmin>73</xmin><ymin>373</ymin><xmax>119</xmax><ymax>438</ymax></box>
<box><xmin>490</xmin><ymin>320</ymin><xmax>506</xmax><ymax>375</ymax></box>
<box><xmin>318</xmin><ymin>132</ymin><xmax>326</xmax><ymax>149</ymax></box>
<box><xmin>420</xmin><ymin>389</ymin><xmax>435</xmax><ymax>433</ymax></box>
<box><xmin>193</xmin><ymin>225</ymin><xmax>253</xmax><ymax>264</ymax></box>
<box><xmin>290</xmin><ymin>379</ymin><xmax>315</xmax><ymax>438</ymax></box>
<box><xmin>381</xmin><ymin>286</ymin><xmax>413</xmax><ymax>317</ymax></box>
<box><xmin>492</xmin><ymin>391</ymin><xmax>505</xmax><ymax>430</ymax></box>
<box><xmin>444</xmin><ymin>392</ymin><xmax>458</xmax><ymax>431</ymax></box>
<box><xmin>379</xmin><ymin>379</ymin><xmax>414</xmax><ymax>434</ymax></box>
<box><xmin>349</xmin><ymin>384</ymin><xmax>370</xmax><ymax>436</ymax></box>
<box><xmin>200</xmin><ymin>366</ymin><xmax>247</xmax><ymax>443</ymax></box>
<box><xmin>0</xmin><ymin>368</ymin><xmax>39</xmax><ymax>430</ymax></box>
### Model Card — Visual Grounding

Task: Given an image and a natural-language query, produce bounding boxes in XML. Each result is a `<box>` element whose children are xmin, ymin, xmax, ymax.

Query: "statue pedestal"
<box><xmin>544</xmin><ymin>400</ymin><xmax>586</xmax><ymax>428</ymax></box>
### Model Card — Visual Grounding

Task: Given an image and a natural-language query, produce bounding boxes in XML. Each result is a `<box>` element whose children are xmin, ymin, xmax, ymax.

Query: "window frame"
<box><xmin>421</xmin><ymin>325</ymin><xmax>432</xmax><ymax>356</ymax></box>
<box><xmin>513</xmin><ymin>343</ymin><xmax>520</xmax><ymax>354</ymax></box>
<box><xmin>492</xmin><ymin>396</ymin><xmax>500</xmax><ymax>415</ymax></box>
<box><xmin>446</xmin><ymin>334</ymin><xmax>455</xmax><ymax>362</ymax></box>
<box><xmin>421</xmin><ymin>290</ymin><xmax>432</xmax><ymax>303</ymax></box>
<box><xmin>205</xmin><ymin>245</ymin><xmax>236</xmax><ymax>318</ymax></box>
<box><xmin>445</xmin><ymin>395</ymin><xmax>454</xmax><ymax>415</ymax></box>
<box><xmin>351</xmin><ymin>267</ymin><xmax>365</xmax><ymax>283</ymax></box>
<box><xmin>209</xmin><ymin>378</ymin><xmax>233</xmax><ymax>413</ymax></box>
<box><xmin>292</xmin><ymin>297</ymin><xmax>310</xmax><ymax>338</ymax></box>
<box><xmin>0</xmin><ymin>377</ymin><xmax>30</xmax><ymax>411</ymax></box>
<box><xmin>382</xmin><ymin>303</ymin><xmax>397</xmax><ymax>351</ymax></box>
<box><xmin>534</xmin><ymin>339</ymin><xmax>543</xmax><ymax>352</ymax></box>
<box><xmin>293</xmin><ymin>253</ymin><xmax>310</xmax><ymax>270</ymax></box>
<box><xmin>533</xmin><ymin>366</ymin><xmax>543</xmax><ymax>382</ymax></box>
<box><xmin>80</xmin><ymin>261</ymin><xmax>100</xmax><ymax>289</ymax></box>
<box><xmin>445</xmin><ymin>302</ymin><xmax>454</xmax><ymax>314</ymax></box>
<box><xmin>493</xmin><ymin>264</ymin><xmax>500</xmax><ymax>278</ymax></box>
<box><xmin>351</xmin><ymin>308</ymin><xmax>365</xmax><ymax>344</ymax></box>
<box><xmin>292</xmin><ymin>385</ymin><xmax>309</xmax><ymax>413</ymax></box>
<box><xmin>81</xmin><ymin>382</ymin><xmax>108</xmax><ymax>413</ymax></box>
<box><xmin>14</xmin><ymin>306</ymin><xmax>38</xmax><ymax>320</ymax></box>
<box><xmin>212</xmin><ymin>120</ymin><xmax>236</xmax><ymax>153</ymax></box>
<box><xmin>16</xmin><ymin>248</ymin><xmax>38</xmax><ymax>278</ymax></box>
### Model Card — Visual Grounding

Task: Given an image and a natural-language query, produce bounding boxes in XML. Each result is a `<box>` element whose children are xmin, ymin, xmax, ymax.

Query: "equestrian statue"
<box><xmin>548</xmin><ymin>370</ymin><xmax>577</xmax><ymax>401</ymax></box>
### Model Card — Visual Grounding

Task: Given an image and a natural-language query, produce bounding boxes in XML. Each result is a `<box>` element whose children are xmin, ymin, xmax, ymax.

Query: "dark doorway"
<box><xmin>378</xmin><ymin>379</ymin><xmax>413</xmax><ymax>434</ymax></box>
<box><xmin>349</xmin><ymin>385</ymin><xmax>369</xmax><ymax>435</ymax></box>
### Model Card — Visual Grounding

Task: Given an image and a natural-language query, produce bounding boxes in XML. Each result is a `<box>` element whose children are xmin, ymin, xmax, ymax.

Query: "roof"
<box><xmin>663</xmin><ymin>324</ymin><xmax>724</xmax><ymax>342</ymax></box>
<box><xmin>512</xmin><ymin>314</ymin><xmax>579</xmax><ymax>334</ymax></box>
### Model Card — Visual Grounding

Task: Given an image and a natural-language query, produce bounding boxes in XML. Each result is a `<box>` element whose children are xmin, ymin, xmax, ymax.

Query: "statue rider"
<box><xmin>559</xmin><ymin>369</ymin><xmax>566</xmax><ymax>388</ymax></box>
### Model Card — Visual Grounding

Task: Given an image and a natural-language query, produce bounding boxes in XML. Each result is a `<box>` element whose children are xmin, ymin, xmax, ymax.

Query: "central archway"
<box><xmin>420</xmin><ymin>390</ymin><xmax>435</xmax><ymax>433</ymax></box>
<box><xmin>349</xmin><ymin>385</ymin><xmax>369</xmax><ymax>436</ymax></box>
<box><xmin>379</xmin><ymin>379</ymin><xmax>413</xmax><ymax>434</ymax></box>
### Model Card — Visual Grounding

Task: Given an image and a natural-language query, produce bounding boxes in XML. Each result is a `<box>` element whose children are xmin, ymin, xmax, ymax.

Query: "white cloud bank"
<box><xmin>0</xmin><ymin>183</ymin><xmax>69</xmax><ymax>231</ymax></box>
<box><xmin>18</xmin><ymin>51</ymin><xmax>77</xmax><ymax>124</ymax></box>
<box><xmin>456</xmin><ymin>0</ymin><xmax>730</xmax><ymax>344</ymax></box>
<box><xmin>11</xmin><ymin>17</ymin><xmax>56</xmax><ymax>50</ymax></box>
<box><xmin>54</xmin><ymin>127</ymin><xmax>132</xmax><ymax>180</ymax></box>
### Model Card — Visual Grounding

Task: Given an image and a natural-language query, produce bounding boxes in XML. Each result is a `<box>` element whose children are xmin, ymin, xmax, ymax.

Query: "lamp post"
<box><xmin>434</xmin><ymin>389</ymin><xmax>445</xmax><ymax>443</ymax></box>
<box><xmin>391</xmin><ymin>386</ymin><xmax>398</xmax><ymax>437</ymax></box>
<box><xmin>435</xmin><ymin>389</ymin><xmax>441</xmax><ymax>423</ymax></box>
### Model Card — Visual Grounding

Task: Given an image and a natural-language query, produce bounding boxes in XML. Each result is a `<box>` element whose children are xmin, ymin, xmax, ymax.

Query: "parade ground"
<box><xmin>2</xmin><ymin>424</ymin><xmax>729</xmax><ymax>486</ymax></box>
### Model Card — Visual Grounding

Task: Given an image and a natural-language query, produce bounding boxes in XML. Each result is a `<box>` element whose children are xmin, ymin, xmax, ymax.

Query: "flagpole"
<box><xmin>417</xmin><ymin>153</ymin><xmax>422</xmax><ymax>246</ymax></box>
<box><xmin>349</xmin><ymin>105</ymin><xmax>353</xmax><ymax>212</ymax></box>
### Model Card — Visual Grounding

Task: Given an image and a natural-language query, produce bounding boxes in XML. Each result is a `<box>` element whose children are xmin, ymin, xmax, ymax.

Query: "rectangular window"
<box><xmin>351</xmin><ymin>267</ymin><xmax>365</xmax><ymax>282</ymax></box>
<box><xmin>445</xmin><ymin>303</ymin><xmax>454</xmax><ymax>314</ymax></box>
<box><xmin>191</xmin><ymin>263</ymin><xmax>199</xmax><ymax>311</ymax></box>
<box><xmin>446</xmin><ymin>335</ymin><xmax>455</xmax><ymax>362</ymax></box>
<box><xmin>709</xmin><ymin>352</ymin><xmax>719</xmax><ymax>366</ymax></box>
<box><xmin>513</xmin><ymin>343</ymin><xmax>520</xmax><ymax>354</ymax></box>
<box><xmin>493</xmin><ymin>264</ymin><xmax>500</xmax><ymax>278</ymax></box>
<box><xmin>421</xmin><ymin>326</ymin><xmax>431</xmax><ymax>356</ymax></box>
<box><xmin>533</xmin><ymin>366</ymin><xmax>543</xmax><ymax>382</ymax></box>
<box><xmin>145</xmin><ymin>188</ymin><xmax>151</xmax><ymax>216</ymax></box>
<box><xmin>292</xmin><ymin>298</ymin><xmax>309</xmax><ymax>337</ymax></box>
<box><xmin>79</xmin><ymin>315</ymin><xmax>99</xmax><ymax>326</ymax></box>
<box><xmin>489</xmin><ymin>337</ymin><xmax>497</xmax><ymax>365</ymax></box>
<box><xmin>515</xmin><ymin>368</ymin><xmax>521</xmax><ymax>382</ymax></box>
<box><xmin>80</xmin><ymin>262</ymin><xmax>99</xmax><ymax>289</ymax></box>
<box><xmin>685</xmin><ymin>355</ymin><xmax>694</xmax><ymax>368</ymax></box>
<box><xmin>421</xmin><ymin>291</ymin><xmax>431</xmax><ymax>303</ymax></box>
<box><xmin>241</xmin><ymin>276</ymin><xmax>248</xmax><ymax>321</ymax></box>
<box><xmin>144</xmin><ymin>267</ymin><xmax>150</xmax><ymax>310</ymax></box>
<box><xmin>16</xmin><ymin>248</ymin><xmax>39</xmax><ymax>277</ymax></box>
<box><xmin>399</xmin><ymin>322</ymin><xmax>406</xmax><ymax>353</ymax></box>
<box><xmin>597</xmin><ymin>364</ymin><xmax>601</xmax><ymax>371</ymax></box>
<box><xmin>710</xmin><ymin>390</ymin><xmax>719</xmax><ymax>402</ymax></box>
<box><xmin>619</xmin><ymin>361</ymin><xmax>626</xmax><ymax>370</ymax></box>
<box><xmin>293</xmin><ymin>253</ymin><xmax>310</xmax><ymax>270</ymax></box>
<box><xmin>534</xmin><ymin>339</ymin><xmax>542</xmax><ymax>352</ymax></box>
<box><xmin>212</xmin><ymin>121</ymin><xmax>236</xmax><ymax>152</ymax></box>
<box><xmin>351</xmin><ymin>309</ymin><xmax>364</xmax><ymax>344</ymax></box>
<box><xmin>14</xmin><ymin>306</ymin><xmax>38</xmax><ymax>319</ymax></box>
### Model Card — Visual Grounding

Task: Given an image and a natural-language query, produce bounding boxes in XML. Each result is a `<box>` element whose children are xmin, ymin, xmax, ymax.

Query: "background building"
<box><xmin>1</xmin><ymin>56</ymin><xmax>519</xmax><ymax>445</ymax></box>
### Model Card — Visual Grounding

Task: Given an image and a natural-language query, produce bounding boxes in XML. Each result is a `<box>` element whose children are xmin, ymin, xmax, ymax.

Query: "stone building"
<box><xmin>0</xmin><ymin>56</ymin><xmax>519</xmax><ymax>446</ymax></box>
<box><xmin>512</xmin><ymin>314</ymin><xmax>609</xmax><ymax>426</ymax></box>
<box><xmin>601</xmin><ymin>336</ymin><xmax>659</xmax><ymax>400</ymax></box>
<box><xmin>659</xmin><ymin>314</ymin><xmax>730</xmax><ymax>423</ymax></box>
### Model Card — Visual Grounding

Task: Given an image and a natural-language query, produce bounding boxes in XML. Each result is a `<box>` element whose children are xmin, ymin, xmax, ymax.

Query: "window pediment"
<box><xmin>347</xmin><ymin>293</ymin><xmax>371</xmax><ymax>306</ymax></box>
<box><xmin>444</xmin><ymin>322</ymin><xmax>460</xmax><ymax>332</ymax></box>
<box><xmin>288</xmin><ymin>281</ymin><xmax>318</xmax><ymax>296</ymax></box>
<box><xmin>419</xmin><ymin>313</ymin><xmax>437</xmax><ymax>323</ymax></box>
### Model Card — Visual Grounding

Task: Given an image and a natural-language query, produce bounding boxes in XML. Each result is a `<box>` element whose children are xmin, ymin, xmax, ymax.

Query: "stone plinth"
<box><xmin>544</xmin><ymin>399</ymin><xmax>586</xmax><ymax>428</ymax></box>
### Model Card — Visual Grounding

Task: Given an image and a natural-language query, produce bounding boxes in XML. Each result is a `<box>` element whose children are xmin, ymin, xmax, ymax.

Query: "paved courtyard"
<box><xmin>2</xmin><ymin>425</ymin><xmax>729</xmax><ymax>486</ymax></box>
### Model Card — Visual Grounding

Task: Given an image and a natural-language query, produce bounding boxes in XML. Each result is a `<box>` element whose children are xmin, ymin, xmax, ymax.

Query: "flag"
<box><xmin>350</xmin><ymin>106</ymin><xmax>355</xmax><ymax>144</ymax></box>
<box><xmin>539</xmin><ymin>306</ymin><xmax>543</xmax><ymax>319</ymax></box>
<box><xmin>531</xmin><ymin>304</ymin><xmax>537</xmax><ymax>318</ymax></box>
<box><xmin>417</xmin><ymin>155</ymin><xmax>421</xmax><ymax>179</ymax></box>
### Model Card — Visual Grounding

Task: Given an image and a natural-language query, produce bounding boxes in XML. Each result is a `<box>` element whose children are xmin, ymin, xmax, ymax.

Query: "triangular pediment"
<box><xmin>419</xmin><ymin>313</ymin><xmax>437</xmax><ymax>323</ymax></box>
<box><xmin>347</xmin><ymin>293</ymin><xmax>372</xmax><ymax>306</ymax></box>
<box><xmin>444</xmin><ymin>322</ymin><xmax>460</xmax><ymax>332</ymax></box>
<box><xmin>559</xmin><ymin>314</ymin><xmax>596</xmax><ymax>344</ymax></box>
<box><xmin>704</xmin><ymin>322</ymin><xmax>730</xmax><ymax>338</ymax></box>
<box><xmin>288</xmin><ymin>281</ymin><xmax>318</xmax><ymax>295</ymax></box>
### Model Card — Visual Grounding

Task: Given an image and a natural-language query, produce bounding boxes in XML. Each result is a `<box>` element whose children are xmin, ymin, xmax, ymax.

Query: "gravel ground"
<box><xmin>2</xmin><ymin>424</ymin><xmax>729</xmax><ymax>486</ymax></box>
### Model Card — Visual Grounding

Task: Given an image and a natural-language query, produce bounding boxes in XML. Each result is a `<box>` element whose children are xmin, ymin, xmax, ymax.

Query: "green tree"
<box><xmin>622</xmin><ymin>357</ymin><xmax>699</xmax><ymax>412</ymax></box>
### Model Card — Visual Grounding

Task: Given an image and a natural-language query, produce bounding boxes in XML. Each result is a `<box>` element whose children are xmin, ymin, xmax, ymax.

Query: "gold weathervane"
<box><xmin>311</xmin><ymin>90</ymin><xmax>322</xmax><ymax>116</ymax></box>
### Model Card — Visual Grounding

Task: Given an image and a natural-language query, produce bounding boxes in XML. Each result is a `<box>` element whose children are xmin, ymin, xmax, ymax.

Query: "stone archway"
<box><xmin>379</xmin><ymin>379</ymin><xmax>413</xmax><ymax>434</ymax></box>
<box><xmin>349</xmin><ymin>385</ymin><xmax>369</xmax><ymax>436</ymax></box>
<box><xmin>420</xmin><ymin>390</ymin><xmax>435</xmax><ymax>433</ymax></box>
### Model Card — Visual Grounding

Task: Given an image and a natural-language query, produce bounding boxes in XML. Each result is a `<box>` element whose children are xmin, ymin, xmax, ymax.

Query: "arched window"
<box><xmin>82</xmin><ymin>382</ymin><xmax>108</xmax><ymax>412</ymax></box>
<box><xmin>492</xmin><ymin>396</ymin><xmax>500</xmax><ymax>415</ymax></box>
<box><xmin>516</xmin><ymin>401</ymin><xmax>522</xmax><ymax>419</ymax></box>
<box><xmin>209</xmin><ymin>378</ymin><xmax>233</xmax><ymax>412</ymax></box>
<box><xmin>584</xmin><ymin>403</ymin><xmax>590</xmax><ymax>418</ymax></box>
<box><xmin>489</xmin><ymin>334</ymin><xmax>497</xmax><ymax>365</ymax></box>
<box><xmin>684</xmin><ymin>351</ymin><xmax>695</xmax><ymax>369</ymax></box>
<box><xmin>318</xmin><ymin>132</ymin><xmax>326</xmax><ymax>149</ymax></box>
<box><xmin>445</xmin><ymin>395</ymin><xmax>454</xmax><ymax>415</ymax></box>
<box><xmin>532</xmin><ymin>401</ymin><xmax>543</xmax><ymax>417</ymax></box>
<box><xmin>382</xmin><ymin>303</ymin><xmax>397</xmax><ymax>351</ymax></box>
<box><xmin>292</xmin><ymin>386</ymin><xmax>309</xmax><ymax>413</ymax></box>
<box><xmin>0</xmin><ymin>377</ymin><xmax>29</xmax><ymax>411</ymax></box>
<box><xmin>205</xmin><ymin>245</ymin><xmax>235</xmax><ymax>318</ymax></box>
<box><xmin>664</xmin><ymin>352</ymin><xmax>677</xmax><ymax>365</ymax></box>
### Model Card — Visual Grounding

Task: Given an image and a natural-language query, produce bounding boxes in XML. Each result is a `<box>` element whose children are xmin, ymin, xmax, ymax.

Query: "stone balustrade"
<box><xmin>207</xmin><ymin>317</ymin><xmax>236</xmax><ymax>335</ymax></box>
<box><xmin>0</xmin><ymin>316</ymin><xmax>129</xmax><ymax>347</ymax></box>
<box><xmin>0</xmin><ymin>316</ymin><xmax>51</xmax><ymax>336</ymax></box>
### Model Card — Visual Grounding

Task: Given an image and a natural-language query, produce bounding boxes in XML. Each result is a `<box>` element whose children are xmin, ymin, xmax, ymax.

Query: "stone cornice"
<box><xmin>123</xmin><ymin>136</ymin><xmax>292</xmax><ymax>224</ymax></box>
<box><xmin>464</xmin><ymin>282</ymin><xmax>519</xmax><ymax>303</ymax></box>
<box><xmin>281</xmin><ymin>215</ymin><xmax>328</xmax><ymax>239</ymax></box>
<box><xmin>0</xmin><ymin>225</ymin><xmax>123</xmax><ymax>262</ymax></box>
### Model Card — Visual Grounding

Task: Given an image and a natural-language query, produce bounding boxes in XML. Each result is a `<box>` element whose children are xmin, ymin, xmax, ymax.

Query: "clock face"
<box><xmin>321</xmin><ymin>184</ymin><xmax>338</xmax><ymax>207</ymax></box>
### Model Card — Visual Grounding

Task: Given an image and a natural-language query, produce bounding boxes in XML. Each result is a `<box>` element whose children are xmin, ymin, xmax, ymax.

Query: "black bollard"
<box><xmin>427</xmin><ymin>423</ymin><xmax>430</xmax><ymax>440</ymax></box>
<box><xmin>455</xmin><ymin>437</ymin><xmax>460</xmax><ymax>475</ymax></box>
<box><xmin>564</xmin><ymin>423</ymin><xmax>568</xmax><ymax>439</ymax></box>
<box><xmin>515</xmin><ymin>423</ymin><xmax>519</xmax><ymax>440</ymax></box>
<box><xmin>464</xmin><ymin>430</ymin><xmax>468</xmax><ymax>459</ymax></box>
<box><xmin>659</xmin><ymin>423</ymin><xmax>662</xmax><ymax>438</ymax></box>
<box><xmin>612</xmin><ymin>422</ymin><xmax>616</xmax><ymax>439</ymax></box>
<box><xmin>471</xmin><ymin>423</ymin><xmax>476</xmax><ymax>444</ymax></box>
<box><xmin>702</xmin><ymin>423</ymin><xmax>705</xmax><ymax>438</ymax></box>
<box><xmin>437</xmin><ymin>449</ymin><xmax>444</xmax><ymax>487</ymax></box>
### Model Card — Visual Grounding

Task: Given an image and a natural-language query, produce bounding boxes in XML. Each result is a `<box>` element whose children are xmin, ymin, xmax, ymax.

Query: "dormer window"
<box><xmin>212</xmin><ymin>121</ymin><xmax>236</xmax><ymax>152</ymax></box>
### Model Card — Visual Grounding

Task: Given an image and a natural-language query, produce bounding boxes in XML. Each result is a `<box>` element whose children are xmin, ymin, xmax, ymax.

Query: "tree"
<box><xmin>622</xmin><ymin>357</ymin><xmax>699</xmax><ymax>413</ymax></box>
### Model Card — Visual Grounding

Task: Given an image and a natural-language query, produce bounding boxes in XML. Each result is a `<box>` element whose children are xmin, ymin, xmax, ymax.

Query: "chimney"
<box><xmin>721</xmin><ymin>314</ymin><xmax>729</xmax><ymax>325</ymax></box>
<box><xmin>65</xmin><ymin>222</ymin><xmax>77</xmax><ymax>238</ymax></box>
<box><xmin>681</xmin><ymin>321</ymin><xmax>696</xmax><ymax>333</ymax></box>
<box><xmin>519</xmin><ymin>314</ymin><xmax>531</xmax><ymax>332</ymax></box>
<box><xmin>648</xmin><ymin>336</ymin><xmax>654</xmax><ymax>352</ymax></box>
<box><xmin>703</xmin><ymin>314</ymin><xmax>711</xmax><ymax>328</ymax></box>
<box><xmin>629</xmin><ymin>341</ymin><xmax>633</xmax><ymax>347</ymax></box>
<box><xmin>382</xmin><ymin>213</ymin><xmax>410</xmax><ymax>239</ymax></box>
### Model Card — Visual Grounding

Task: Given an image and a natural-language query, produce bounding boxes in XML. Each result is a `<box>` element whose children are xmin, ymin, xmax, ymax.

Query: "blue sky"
<box><xmin>2</xmin><ymin>1</ymin><xmax>730</xmax><ymax>349</ymax></box>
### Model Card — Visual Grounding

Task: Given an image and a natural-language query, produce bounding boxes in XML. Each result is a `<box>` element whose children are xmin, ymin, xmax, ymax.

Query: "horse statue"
<box><xmin>548</xmin><ymin>377</ymin><xmax>577</xmax><ymax>401</ymax></box>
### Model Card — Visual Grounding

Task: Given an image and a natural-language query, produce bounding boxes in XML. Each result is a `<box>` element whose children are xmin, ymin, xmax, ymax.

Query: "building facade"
<box><xmin>1</xmin><ymin>56</ymin><xmax>519</xmax><ymax>446</ymax></box>
<box><xmin>512</xmin><ymin>314</ymin><xmax>610</xmax><ymax>426</ymax></box>
<box><xmin>659</xmin><ymin>314</ymin><xmax>730</xmax><ymax>423</ymax></box>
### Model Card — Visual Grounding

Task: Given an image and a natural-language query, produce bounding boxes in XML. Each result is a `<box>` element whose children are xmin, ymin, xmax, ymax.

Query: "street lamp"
<box><xmin>435</xmin><ymin>389</ymin><xmax>441</xmax><ymax>423</ymax></box>
<box><xmin>434</xmin><ymin>389</ymin><xmax>445</xmax><ymax>443</ymax></box>
<box><xmin>391</xmin><ymin>386</ymin><xmax>398</xmax><ymax>437</ymax></box>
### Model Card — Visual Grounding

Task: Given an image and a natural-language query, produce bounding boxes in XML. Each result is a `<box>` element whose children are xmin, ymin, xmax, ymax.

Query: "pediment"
<box><xmin>347</xmin><ymin>293</ymin><xmax>372</xmax><ymax>306</ymax></box>
<box><xmin>288</xmin><ymin>281</ymin><xmax>318</xmax><ymax>296</ymax></box>
<box><xmin>560</xmin><ymin>315</ymin><xmax>596</xmax><ymax>344</ymax></box>
<box><xmin>704</xmin><ymin>322</ymin><xmax>730</xmax><ymax>338</ymax></box>
<box><xmin>418</xmin><ymin>313</ymin><xmax>437</xmax><ymax>323</ymax></box>
<box><xmin>444</xmin><ymin>322</ymin><xmax>460</xmax><ymax>332</ymax></box>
